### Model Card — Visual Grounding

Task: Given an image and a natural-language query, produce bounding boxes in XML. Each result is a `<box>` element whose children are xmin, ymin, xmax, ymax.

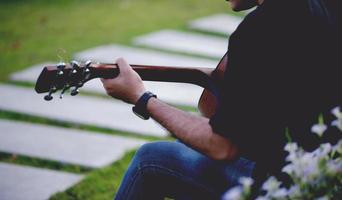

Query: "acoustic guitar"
<box><xmin>35</xmin><ymin>53</ymin><xmax>228</xmax><ymax>118</ymax></box>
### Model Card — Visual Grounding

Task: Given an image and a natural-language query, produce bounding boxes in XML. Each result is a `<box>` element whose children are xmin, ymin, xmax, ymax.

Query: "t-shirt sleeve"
<box><xmin>209</xmin><ymin>103</ymin><xmax>231</xmax><ymax>137</ymax></box>
<box><xmin>208</xmin><ymin>84</ymin><xmax>288</xmax><ymax>162</ymax></box>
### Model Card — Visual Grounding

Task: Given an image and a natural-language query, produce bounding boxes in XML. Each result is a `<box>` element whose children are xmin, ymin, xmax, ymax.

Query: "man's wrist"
<box><xmin>132</xmin><ymin>91</ymin><xmax>157</xmax><ymax>120</ymax></box>
<box><xmin>131</xmin><ymin>90</ymin><xmax>146</xmax><ymax>105</ymax></box>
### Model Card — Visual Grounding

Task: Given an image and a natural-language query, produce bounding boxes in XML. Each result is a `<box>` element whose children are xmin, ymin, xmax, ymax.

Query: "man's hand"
<box><xmin>101</xmin><ymin>59</ymin><xmax>237</xmax><ymax>161</ymax></box>
<box><xmin>101</xmin><ymin>58</ymin><xmax>146</xmax><ymax>104</ymax></box>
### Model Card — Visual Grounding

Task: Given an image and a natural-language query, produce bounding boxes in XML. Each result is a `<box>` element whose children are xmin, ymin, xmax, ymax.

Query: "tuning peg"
<box><xmin>57</xmin><ymin>62</ymin><xmax>66</xmax><ymax>70</ymax></box>
<box><xmin>70</xmin><ymin>88</ymin><xmax>79</xmax><ymax>96</ymax></box>
<box><xmin>70</xmin><ymin>60</ymin><xmax>80</xmax><ymax>73</ymax></box>
<box><xmin>57</xmin><ymin>62</ymin><xmax>66</xmax><ymax>75</ymax></box>
<box><xmin>44</xmin><ymin>94</ymin><xmax>53</xmax><ymax>101</ymax></box>
<box><xmin>84</xmin><ymin>60</ymin><xmax>92</xmax><ymax>73</ymax></box>
<box><xmin>84</xmin><ymin>60</ymin><xmax>92</xmax><ymax>68</ymax></box>
<box><xmin>70</xmin><ymin>80</ymin><xmax>84</xmax><ymax>96</ymax></box>
<box><xmin>59</xmin><ymin>85</ymin><xmax>69</xmax><ymax>99</ymax></box>
<box><xmin>44</xmin><ymin>86</ymin><xmax>57</xmax><ymax>101</ymax></box>
<box><xmin>71</xmin><ymin>60</ymin><xmax>80</xmax><ymax>68</ymax></box>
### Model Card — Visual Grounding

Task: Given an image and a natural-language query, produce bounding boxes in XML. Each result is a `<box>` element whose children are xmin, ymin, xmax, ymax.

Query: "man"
<box><xmin>101</xmin><ymin>0</ymin><xmax>340</xmax><ymax>199</ymax></box>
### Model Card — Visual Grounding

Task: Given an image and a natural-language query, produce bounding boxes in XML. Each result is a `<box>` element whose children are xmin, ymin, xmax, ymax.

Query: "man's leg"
<box><xmin>114</xmin><ymin>141</ymin><xmax>255</xmax><ymax>200</ymax></box>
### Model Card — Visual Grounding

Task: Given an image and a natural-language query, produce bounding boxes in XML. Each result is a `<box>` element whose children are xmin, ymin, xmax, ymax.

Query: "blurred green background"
<box><xmin>0</xmin><ymin>0</ymin><xmax>237</xmax><ymax>199</ymax></box>
<box><xmin>0</xmin><ymin>0</ymin><xmax>239</xmax><ymax>81</ymax></box>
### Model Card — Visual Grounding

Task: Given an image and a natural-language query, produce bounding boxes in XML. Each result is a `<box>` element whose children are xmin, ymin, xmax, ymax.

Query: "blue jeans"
<box><xmin>114</xmin><ymin>141</ymin><xmax>255</xmax><ymax>200</ymax></box>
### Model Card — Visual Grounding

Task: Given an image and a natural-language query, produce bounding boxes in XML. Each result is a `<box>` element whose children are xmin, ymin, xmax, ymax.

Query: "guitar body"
<box><xmin>198</xmin><ymin>53</ymin><xmax>227</xmax><ymax>118</ymax></box>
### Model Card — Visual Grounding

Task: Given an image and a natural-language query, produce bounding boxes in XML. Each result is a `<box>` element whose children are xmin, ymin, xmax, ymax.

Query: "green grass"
<box><xmin>0</xmin><ymin>0</ymin><xmax>233</xmax><ymax>82</ymax></box>
<box><xmin>0</xmin><ymin>152</ymin><xmax>91</xmax><ymax>174</ymax></box>
<box><xmin>0</xmin><ymin>150</ymin><xmax>138</xmax><ymax>199</ymax></box>
<box><xmin>0</xmin><ymin>110</ymin><xmax>162</xmax><ymax>141</ymax></box>
<box><xmin>50</xmin><ymin>150</ymin><xmax>136</xmax><ymax>200</ymax></box>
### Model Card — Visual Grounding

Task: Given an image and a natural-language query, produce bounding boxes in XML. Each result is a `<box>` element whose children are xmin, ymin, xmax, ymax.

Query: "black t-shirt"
<box><xmin>209</xmin><ymin>0</ymin><xmax>341</xmax><ymax>178</ymax></box>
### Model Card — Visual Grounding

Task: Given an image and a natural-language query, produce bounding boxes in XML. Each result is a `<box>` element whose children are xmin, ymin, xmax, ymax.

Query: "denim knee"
<box><xmin>133</xmin><ymin>141</ymin><xmax>217</xmax><ymax>176</ymax></box>
<box><xmin>133</xmin><ymin>141</ymin><xmax>168</xmax><ymax>163</ymax></box>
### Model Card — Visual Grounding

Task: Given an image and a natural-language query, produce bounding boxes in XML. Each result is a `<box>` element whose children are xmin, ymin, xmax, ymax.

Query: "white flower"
<box><xmin>221</xmin><ymin>114</ymin><xmax>342</xmax><ymax>200</ymax></box>
<box><xmin>332</xmin><ymin>140</ymin><xmax>342</xmax><ymax>154</ymax></box>
<box><xmin>282</xmin><ymin>164</ymin><xmax>295</xmax><ymax>175</ymax></box>
<box><xmin>326</xmin><ymin>160</ymin><xmax>342</xmax><ymax>174</ymax></box>
<box><xmin>287</xmin><ymin>185</ymin><xmax>300</xmax><ymax>198</ymax></box>
<box><xmin>302</xmin><ymin>161</ymin><xmax>319</xmax><ymax>182</ymax></box>
<box><xmin>222</xmin><ymin>186</ymin><xmax>243</xmax><ymax>200</ymax></box>
<box><xmin>311</xmin><ymin>123</ymin><xmax>328</xmax><ymax>137</ymax></box>
<box><xmin>272</xmin><ymin>188</ymin><xmax>288</xmax><ymax>198</ymax></box>
<box><xmin>284</xmin><ymin>143</ymin><xmax>298</xmax><ymax>153</ymax></box>
<box><xmin>312</xmin><ymin>143</ymin><xmax>332</xmax><ymax>158</ymax></box>
<box><xmin>320</xmin><ymin>143</ymin><xmax>332</xmax><ymax>155</ymax></box>
<box><xmin>284</xmin><ymin>143</ymin><xmax>302</xmax><ymax>163</ymax></box>
<box><xmin>331</xmin><ymin>106</ymin><xmax>342</xmax><ymax>119</ymax></box>
<box><xmin>285</xmin><ymin>151</ymin><xmax>299</xmax><ymax>163</ymax></box>
<box><xmin>239</xmin><ymin>177</ymin><xmax>254</xmax><ymax>188</ymax></box>
<box><xmin>283</xmin><ymin>147</ymin><xmax>325</xmax><ymax>183</ymax></box>
<box><xmin>329</xmin><ymin>106</ymin><xmax>342</xmax><ymax>131</ymax></box>
<box><xmin>295</xmin><ymin>153</ymin><xmax>320</xmax><ymax>182</ymax></box>
<box><xmin>331</xmin><ymin>119</ymin><xmax>342</xmax><ymax>131</ymax></box>
<box><xmin>262</xmin><ymin>176</ymin><xmax>281</xmax><ymax>193</ymax></box>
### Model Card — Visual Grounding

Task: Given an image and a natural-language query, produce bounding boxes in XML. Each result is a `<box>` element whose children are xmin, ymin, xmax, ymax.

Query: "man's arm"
<box><xmin>101</xmin><ymin>58</ymin><xmax>238</xmax><ymax>161</ymax></box>
<box><xmin>147</xmin><ymin>97</ymin><xmax>238</xmax><ymax>160</ymax></box>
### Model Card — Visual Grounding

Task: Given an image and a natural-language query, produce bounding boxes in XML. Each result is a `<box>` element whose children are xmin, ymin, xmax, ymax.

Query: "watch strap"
<box><xmin>132</xmin><ymin>91</ymin><xmax>157</xmax><ymax>120</ymax></box>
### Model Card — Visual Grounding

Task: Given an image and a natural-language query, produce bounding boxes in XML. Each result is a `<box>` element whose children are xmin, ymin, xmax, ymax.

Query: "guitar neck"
<box><xmin>93</xmin><ymin>63</ymin><xmax>215</xmax><ymax>89</ymax></box>
<box><xmin>35</xmin><ymin>63</ymin><xmax>216</xmax><ymax>94</ymax></box>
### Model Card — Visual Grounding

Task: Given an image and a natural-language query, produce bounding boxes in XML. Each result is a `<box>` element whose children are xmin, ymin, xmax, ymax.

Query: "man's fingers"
<box><xmin>116</xmin><ymin>57</ymin><xmax>132</xmax><ymax>76</ymax></box>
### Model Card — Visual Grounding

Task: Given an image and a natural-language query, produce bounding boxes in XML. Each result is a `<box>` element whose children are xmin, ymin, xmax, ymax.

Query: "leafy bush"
<box><xmin>223</xmin><ymin>107</ymin><xmax>342</xmax><ymax>200</ymax></box>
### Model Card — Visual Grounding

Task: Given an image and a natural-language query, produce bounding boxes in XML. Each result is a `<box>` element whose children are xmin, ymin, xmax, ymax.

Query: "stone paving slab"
<box><xmin>0</xmin><ymin>84</ymin><xmax>167</xmax><ymax>137</ymax></box>
<box><xmin>133</xmin><ymin>30</ymin><xmax>228</xmax><ymax>59</ymax></box>
<box><xmin>10</xmin><ymin>62</ymin><xmax>55</xmax><ymax>83</ymax></box>
<box><xmin>74</xmin><ymin>44</ymin><xmax>218</xmax><ymax>67</ymax></box>
<box><xmin>11</xmin><ymin>63</ymin><xmax>204</xmax><ymax>107</ymax></box>
<box><xmin>0</xmin><ymin>119</ymin><xmax>146</xmax><ymax>168</ymax></box>
<box><xmin>98</xmin><ymin>80</ymin><xmax>202</xmax><ymax>107</ymax></box>
<box><xmin>243</xmin><ymin>7</ymin><xmax>256</xmax><ymax>14</ymax></box>
<box><xmin>0</xmin><ymin>162</ymin><xmax>83</xmax><ymax>200</ymax></box>
<box><xmin>189</xmin><ymin>14</ymin><xmax>243</xmax><ymax>35</ymax></box>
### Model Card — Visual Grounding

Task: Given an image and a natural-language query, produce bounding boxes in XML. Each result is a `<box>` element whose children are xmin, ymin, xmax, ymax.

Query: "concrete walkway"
<box><xmin>0</xmin><ymin>162</ymin><xmax>83</xmax><ymax>200</ymax></box>
<box><xmin>0</xmin><ymin>84</ymin><xmax>167</xmax><ymax>137</ymax></box>
<box><xmin>133</xmin><ymin>29</ymin><xmax>228</xmax><ymax>59</ymax></box>
<box><xmin>74</xmin><ymin>44</ymin><xmax>218</xmax><ymax>66</ymax></box>
<box><xmin>0</xmin><ymin>119</ymin><xmax>145</xmax><ymax>168</ymax></box>
<box><xmin>189</xmin><ymin>14</ymin><xmax>242</xmax><ymax>35</ymax></box>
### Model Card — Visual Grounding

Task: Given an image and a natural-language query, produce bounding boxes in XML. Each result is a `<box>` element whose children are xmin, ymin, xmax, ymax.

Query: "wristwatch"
<box><xmin>132</xmin><ymin>91</ymin><xmax>157</xmax><ymax>120</ymax></box>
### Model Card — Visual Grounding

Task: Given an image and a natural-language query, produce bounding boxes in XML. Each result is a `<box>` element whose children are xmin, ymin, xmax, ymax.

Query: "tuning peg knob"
<box><xmin>70</xmin><ymin>88</ymin><xmax>79</xmax><ymax>96</ymax></box>
<box><xmin>70</xmin><ymin>61</ymin><xmax>80</xmax><ymax>74</ymax></box>
<box><xmin>71</xmin><ymin>60</ymin><xmax>80</xmax><ymax>69</ymax></box>
<box><xmin>59</xmin><ymin>85</ymin><xmax>69</xmax><ymax>99</ymax></box>
<box><xmin>57</xmin><ymin>62</ymin><xmax>66</xmax><ymax>75</ymax></box>
<box><xmin>57</xmin><ymin>62</ymin><xmax>66</xmax><ymax>70</ymax></box>
<box><xmin>44</xmin><ymin>94</ymin><xmax>53</xmax><ymax>101</ymax></box>
<box><xmin>83</xmin><ymin>60</ymin><xmax>92</xmax><ymax>75</ymax></box>
<box><xmin>44</xmin><ymin>86</ymin><xmax>56</xmax><ymax>101</ymax></box>
<box><xmin>84</xmin><ymin>60</ymin><xmax>92</xmax><ymax>68</ymax></box>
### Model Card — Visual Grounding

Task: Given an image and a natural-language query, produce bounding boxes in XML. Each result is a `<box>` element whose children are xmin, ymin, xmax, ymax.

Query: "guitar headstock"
<box><xmin>35</xmin><ymin>60</ymin><xmax>118</xmax><ymax>101</ymax></box>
